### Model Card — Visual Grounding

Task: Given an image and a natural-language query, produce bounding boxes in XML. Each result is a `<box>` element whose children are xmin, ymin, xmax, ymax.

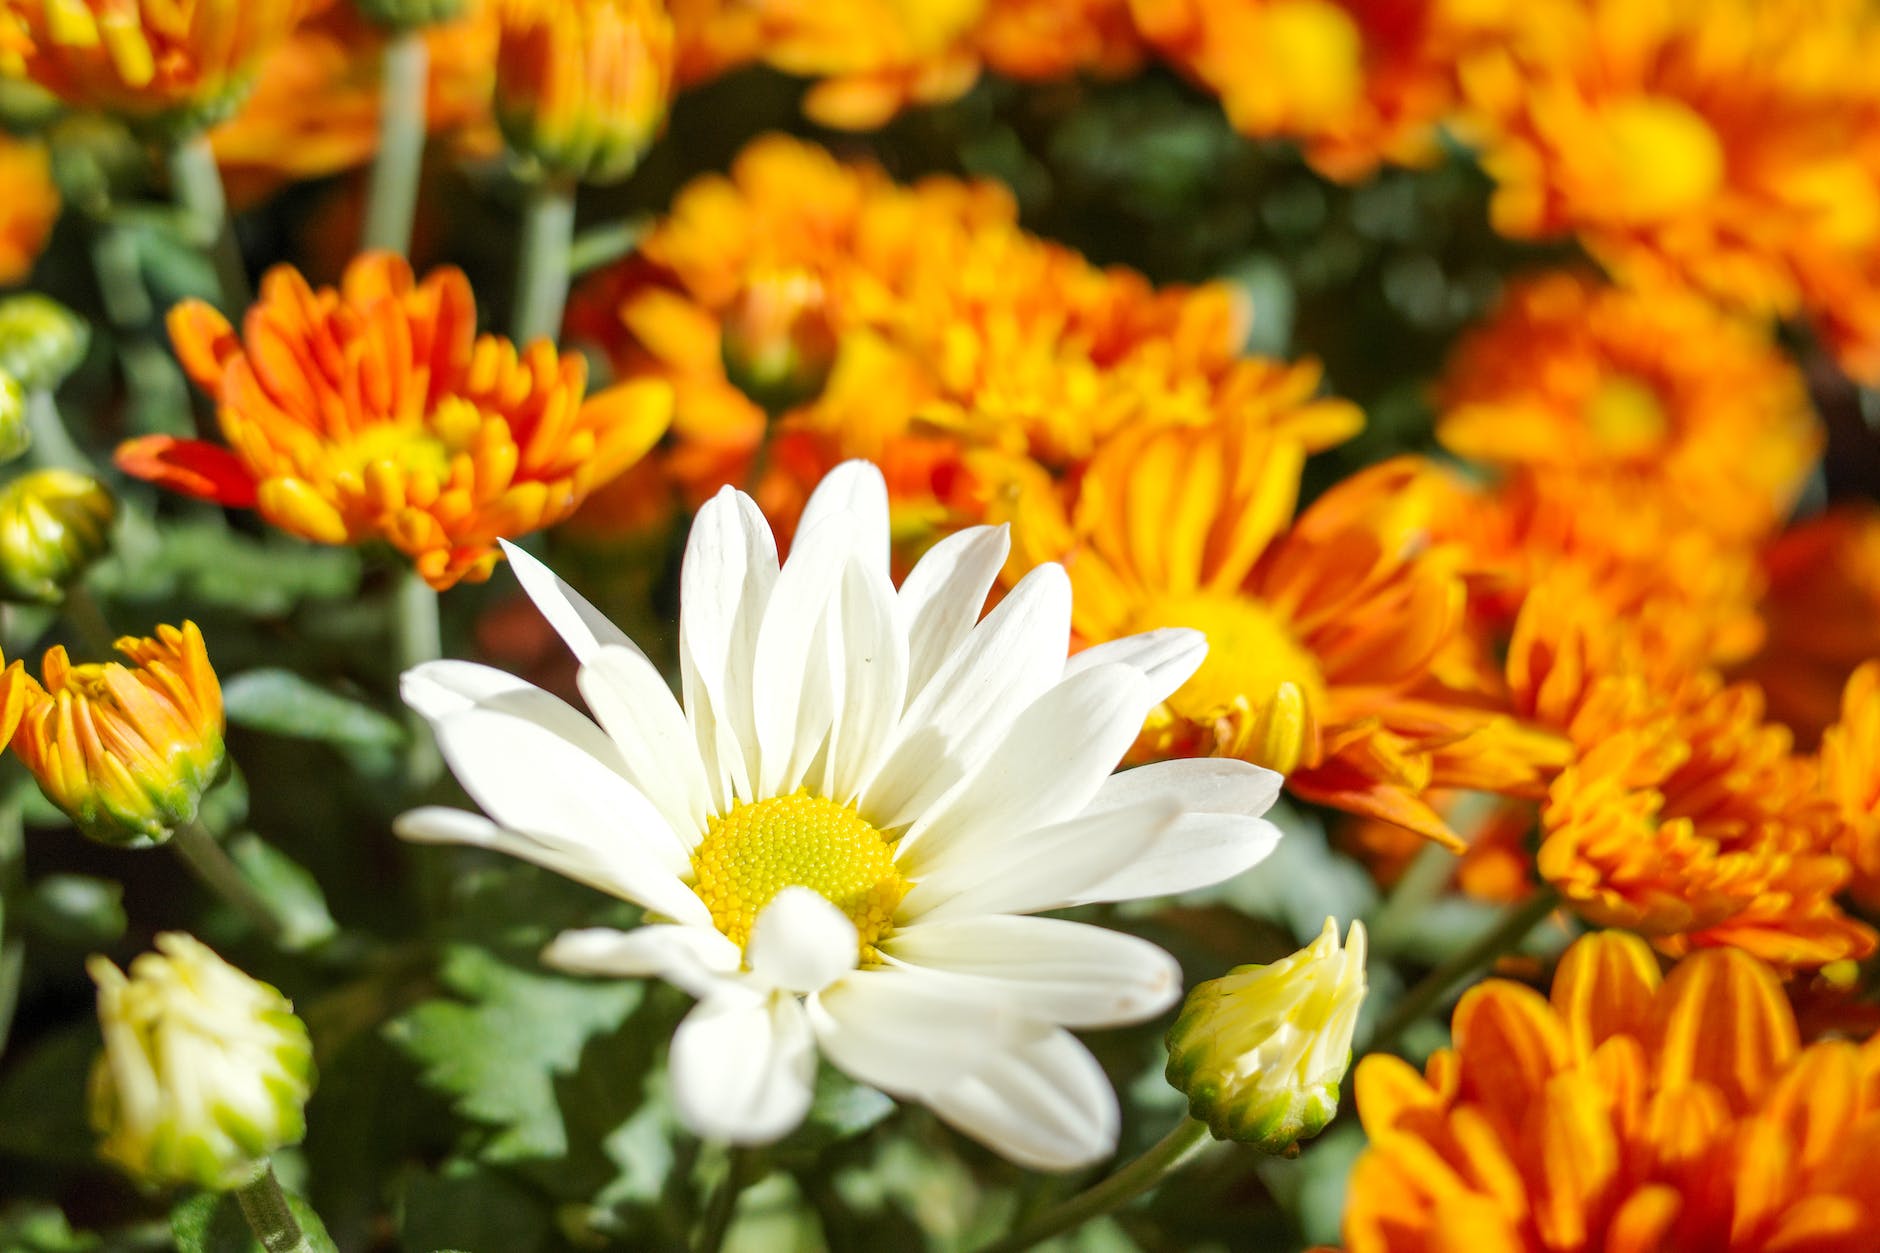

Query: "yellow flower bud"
<box><xmin>0</xmin><ymin>370</ymin><xmax>29</xmax><ymax>465</ymax></box>
<box><xmin>12</xmin><ymin>622</ymin><xmax>224</xmax><ymax>848</ymax></box>
<box><xmin>0</xmin><ymin>469</ymin><xmax>116</xmax><ymax>603</ymax></box>
<box><xmin>0</xmin><ymin>293</ymin><xmax>89</xmax><ymax>393</ymax></box>
<box><xmin>721</xmin><ymin>269</ymin><xmax>839</xmax><ymax>414</ymax></box>
<box><xmin>1165</xmin><ymin>917</ymin><xmax>1368</xmax><ymax>1151</ymax></box>
<box><xmin>494</xmin><ymin>0</ymin><xmax>675</xmax><ymax>186</ymax></box>
<box><xmin>89</xmin><ymin>933</ymin><xmax>314</xmax><ymax>1191</ymax></box>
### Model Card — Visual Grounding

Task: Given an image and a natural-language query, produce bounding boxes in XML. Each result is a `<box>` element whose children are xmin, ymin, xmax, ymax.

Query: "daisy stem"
<box><xmin>167</xmin><ymin>134</ymin><xmax>252</xmax><ymax>312</ymax></box>
<box><xmin>394</xmin><ymin>566</ymin><xmax>444</xmax><ymax>791</ymax></box>
<box><xmin>234</xmin><ymin>1162</ymin><xmax>317</xmax><ymax>1253</ymax></box>
<box><xmin>1361</xmin><ymin>885</ymin><xmax>1561</xmax><ymax>1055</ymax></box>
<box><xmin>975</xmin><ymin>1118</ymin><xmax>1214</xmax><ymax>1253</ymax></box>
<box><xmin>172</xmin><ymin>819</ymin><xmax>285</xmax><ymax>945</ymax></box>
<box><xmin>694</xmin><ymin>1146</ymin><xmax>759</xmax><ymax>1253</ymax></box>
<box><xmin>62</xmin><ymin>584</ymin><xmax>118</xmax><ymax>659</ymax></box>
<box><xmin>512</xmin><ymin>175</ymin><xmax>577</xmax><ymax>346</ymax></box>
<box><xmin>362</xmin><ymin>27</ymin><xmax>430</xmax><ymax>257</ymax></box>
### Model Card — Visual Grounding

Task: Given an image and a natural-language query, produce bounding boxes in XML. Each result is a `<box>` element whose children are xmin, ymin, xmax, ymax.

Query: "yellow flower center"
<box><xmin>690</xmin><ymin>789</ymin><xmax>909</xmax><ymax>960</ymax></box>
<box><xmin>60</xmin><ymin>662</ymin><xmax>116</xmax><ymax>702</ymax></box>
<box><xmin>1583</xmin><ymin>375</ymin><xmax>1670</xmax><ymax>458</ymax></box>
<box><xmin>329</xmin><ymin>399</ymin><xmax>485</xmax><ymax>484</ymax></box>
<box><xmin>1596</xmin><ymin>96</ymin><xmax>1725</xmax><ymax>223</ymax></box>
<box><xmin>1134</xmin><ymin>593</ymin><xmax>1325</xmax><ymax>773</ymax></box>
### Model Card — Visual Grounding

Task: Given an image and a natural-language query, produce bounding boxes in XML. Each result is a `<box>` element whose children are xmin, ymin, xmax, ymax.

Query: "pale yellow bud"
<box><xmin>1165</xmin><ymin>917</ymin><xmax>1367</xmax><ymax>1151</ymax></box>
<box><xmin>0</xmin><ymin>468</ymin><xmax>116</xmax><ymax>603</ymax></box>
<box><xmin>88</xmin><ymin>933</ymin><xmax>314</xmax><ymax>1191</ymax></box>
<box><xmin>0</xmin><ymin>370</ymin><xmax>29</xmax><ymax>465</ymax></box>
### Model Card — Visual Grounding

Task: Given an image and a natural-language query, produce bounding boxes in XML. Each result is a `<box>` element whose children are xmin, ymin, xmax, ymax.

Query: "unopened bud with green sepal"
<box><xmin>1165</xmin><ymin>917</ymin><xmax>1367</xmax><ymax>1152</ymax></box>
<box><xmin>0</xmin><ymin>370</ymin><xmax>29</xmax><ymax>465</ymax></box>
<box><xmin>0</xmin><ymin>469</ymin><xmax>116</xmax><ymax>603</ymax></box>
<box><xmin>89</xmin><ymin>933</ymin><xmax>314</xmax><ymax>1191</ymax></box>
<box><xmin>0</xmin><ymin>294</ymin><xmax>89</xmax><ymax>393</ymax></box>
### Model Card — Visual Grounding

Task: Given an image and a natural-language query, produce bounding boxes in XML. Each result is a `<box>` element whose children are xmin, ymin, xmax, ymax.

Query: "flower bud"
<box><xmin>12</xmin><ymin>622</ymin><xmax>224</xmax><ymax>849</ymax></box>
<box><xmin>0</xmin><ymin>469</ymin><xmax>116</xmax><ymax>603</ymax></box>
<box><xmin>355</xmin><ymin>0</ymin><xmax>470</xmax><ymax>26</ymax></box>
<box><xmin>0</xmin><ymin>293</ymin><xmax>89</xmax><ymax>393</ymax></box>
<box><xmin>721</xmin><ymin>270</ymin><xmax>839</xmax><ymax>413</ymax></box>
<box><xmin>494</xmin><ymin>0</ymin><xmax>675</xmax><ymax>186</ymax></box>
<box><xmin>89</xmin><ymin>933</ymin><xmax>314</xmax><ymax>1190</ymax></box>
<box><xmin>0</xmin><ymin>370</ymin><xmax>30</xmax><ymax>465</ymax></box>
<box><xmin>1165</xmin><ymin>917</ymin><xmax>1367</xmax><ymax>1151</ymax></box>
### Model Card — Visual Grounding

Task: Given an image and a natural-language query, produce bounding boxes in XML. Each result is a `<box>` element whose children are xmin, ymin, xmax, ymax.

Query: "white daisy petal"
<box><xmin>925</xmin><ymin>1028</ymin><xmax>1120</xmax><ymax>1172</ymax></box>
<box><xmin>882</xmin><ymin>916</ymin><xmax>1182</xmax><ymax>1027</ymax></box>
<box><xmin>899</xmin><ymin>662</ymin><xmax>1156</xmax><ymax>869</ymax></box>
<box><xmin>541</xmin><ymin>926</ymin><xmax>741</xmax><ymax>1000</ymax></box>
<box><xmin>680</xmin><ymin>486</ymin><xmax>779</xmax><ymax>807</ymax></box>
<box><xmin>862</xmin><ymin>562</ymin><xmax>1073</xmax><ymax>829</ymax></box>
<box><xmin>669</xmin><ymin>991</ymin><xmax>816</xmax><ymax>1145</ymax></box>
<box><xmin>393</xmin><ymin>806</ymin><xmax>707</xmax><ymax>926</ymax></box>
<box><xmin>1063</xmin><ymin>628</ymin><xmax>1206</xmax><ymax>704</ymax></box>
<box><xmin>794</xmin><ymin>460</ymin><xmax>890</xmax><ymax>572</ymax></box>
<box><xmin>750</xmin><ymin>519</ymin><xmax>849</xmax><ymax>797</ymax></box>
<box><xmin>498</xmin><ymin>539</ymin><xmax>637</xmax><ymax>664</ymax></box>
<box><xmin>403</xmin><ymin>661</ymin><xmax>626</xmax><ymax>773</ymax></box>
<box><xmin>808</xmin><ymin>968</ymin><xmax>1021</xmax><ymax>1095</ymax></box>
<box><xmin>896</xmin><ymin>525</ymin><xmax>1009</xmax><ymax>705</ymax></box>
<box><xmin>578</xmin><ymin>646</ymin><xmax>714</xmax><ymax>845</ymax></box>
<box><xmin>1065</xmin><ymin>759</ymin><xmax>1284</xmax><ymax>904</ymax></box>
<box><xmin>822</xmin><ymin>557</ymin><xmax>908</xmax><ymax>802</ymax></box>
<box><xmin>747</xmin><ymin>888</ymin><xmax>860</xmax><ymax>995</ymax></box>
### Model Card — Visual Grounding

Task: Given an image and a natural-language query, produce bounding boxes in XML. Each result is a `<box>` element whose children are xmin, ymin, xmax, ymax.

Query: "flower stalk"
<box><xmin>172</xmin><ymin>820</ymin><xmax>285</xmax><ymax>945</ymax></box>
<box><xmin>363</xmin><ymin>30</ymin><xmax>431</xmax><ymax>256</ymax></box>
<box><xmin>512</xmin><ymin>176</ymin><xmax>577</xmax><ymax>345</ymax></box>
<box><xmin>395</xmin><ymin>567</ymin><xmax>444</xmax><ymax>790</ymax></box>
<box><xmin>167</xmin><ymin>135</ymin><xmax>250</xmax><ymax>311</ymax></box>
<box><xmin>975</xmin><ymin>1118</ymin><xmax>1215</xmax><ymax>1253</ymax></box>
<box><xmin>234</xmin><ymin>1164</ymin><xmax>318</xmax><ymax>1253</ymax></box>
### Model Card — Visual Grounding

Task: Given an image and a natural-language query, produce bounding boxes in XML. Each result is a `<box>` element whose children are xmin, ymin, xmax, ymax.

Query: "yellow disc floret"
<box><xmin>691</xmin><ymin>789</ymin><xmax>909</xmax><ymax>960</ymax></box>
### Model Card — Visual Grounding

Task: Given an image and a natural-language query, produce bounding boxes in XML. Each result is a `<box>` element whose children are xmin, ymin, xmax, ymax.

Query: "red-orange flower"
<box><xmin>117</xmin><ymin>253</ymin><xmax>671</xmax><ymax>589</ymax></box>
<box><xmin>1348</xmin><ymin>930</ymin><xmax>1880</xmax><ymax>1252</ymax></box>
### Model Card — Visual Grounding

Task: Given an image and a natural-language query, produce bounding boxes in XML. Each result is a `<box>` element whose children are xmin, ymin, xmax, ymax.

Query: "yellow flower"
<box><xmin>1165</xmin><ymin>917</ymin><xmax>1367</xmax><ymax>1150</ymax></box>
<box><xmin>89</xmin><ymin>933</ymin><xmax>313</xmax><ymax>1191</ymax></box>
<box><xmin>0</xmin><ymin>468</ymin><xmax>117</xmax><ymax>603</ymax></box>
<box><xmin>11</xmin><ymin>622</ymin><xmax>224</xmax><ymax>849</ymax></box>
<box><xmin>1</xmin><ymin>0</ymin><xmax>315</xmax><ymax>128</ymax></box>
<box><xmin>0</xmin><ymin>133</ymin><xmax>58</xmax><ymax>286</ymax></box>
<box><xmin>494</xmin><ymin>0</ymin><xmax>675</xmax><ymax>185</ymax></box>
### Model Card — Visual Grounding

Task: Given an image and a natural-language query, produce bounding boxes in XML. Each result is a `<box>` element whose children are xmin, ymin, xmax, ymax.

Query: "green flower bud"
<box><xmin>354</xmin><ymin>0</ymin><xmax>470</xmax><ymax>28</ymax></box>
<box><xmin>89</xmin><ymin>933</ymin><xmax>315</xmax><ymax>1191</ymax></box>
<box><xmin>721</xmin><ymin>270</ymin><xmax>838</xmax><ymax>415</ymax></box>
<box><xmin>1165</xmin><ymin>918</ymin><xmax>1368</xmax><ymax>1152</ymax></box>
<box><xmin>0</xmin><ymin>294</ymin><xmax>90</xmax><ymax>393</ymax></box>
<box><xmin>0</xmin><ymin>371</ymin><xmax>30</xmax><ymax>465</ymax></box>
<box><xmin>0</xmin><ymin>469</ymin><xmax>116</xmax><ymax>603</ymax></box>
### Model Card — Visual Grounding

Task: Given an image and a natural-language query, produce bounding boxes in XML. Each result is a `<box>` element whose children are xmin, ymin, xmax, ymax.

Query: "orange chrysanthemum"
<box><xmin>1</xmin><ymin>0</ymin><xmax>315</xmax><ymax>125</ymax></box>
<box><xmin>1507</xmin><ymin>585</ymin><xmax>1872</xmax><ymax>968</ymax></box>
<box><xmin>1438</xmin><ymin>272</ymin><xmax>1821</xmax><ymax>544</ymax></box>
<box><xmin>10</xmin><ymin>623</ymin><xmax>223</xmax><ymax>849</ymax></box>
<box><xmin>1820</xmin><ymin>662</ymin><xmax>1880</xmax><ymax>910</ymax></box>
<box><xmin>493</xmin><ymin>0</ymin><xmax>674</xmax><ymax>185</ymax></box>
<box><xmin>1004</xmin><ymin>423</ymin><xmax>1559</xmax><ymax>845</ymax></box>
<box><xmin>1347</xmin><ymin>930</ymin><xmax>1880</xmax><ymax>1252</ymax></box>
<box><xmin>0</xmin><ymin>134</ymin><xmax>57</xmax><ymax>286</ymax></box>
<box><xmin>1130</xmin><ymin>0</ymin><xmax>1499</xmax><ymax>181</ymax></box>
<box><xmin>209</xmin><ymin>1</ymin><xmax>501</xmax><ymax>201</ymax></box>
<box><xmin>1456</xmin><ymin>0</ymin><xmax>1880</xmax><ymax>383</ymax></box>
<box><xmin>116</xmin><ymin>253</ymin><xmax>671</xmax><ymax>589</ymax></box>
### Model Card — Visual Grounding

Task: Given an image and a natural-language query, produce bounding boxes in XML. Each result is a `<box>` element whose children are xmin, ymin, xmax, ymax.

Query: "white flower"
<box><xmin>398</xmin><ymin>461</ymin><xmax>1282</xmax><ymax>1170</ymax></box>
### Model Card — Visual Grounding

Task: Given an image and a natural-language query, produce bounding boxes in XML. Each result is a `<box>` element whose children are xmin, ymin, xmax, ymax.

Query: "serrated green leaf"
<box><xmin>223</xmin><ymin>834</ymin><xmax>337</xmax><ymax>952</ymax></box>
<box><xmin>383</xmin><ymin>946</ymin><xmax>643</xmax><ymax>1164</ymax></box>
<box><xmin>396</xmin><ymin>1161</ymin><xmax>552</xmax><ymax>1253</ymax></box>
<box><xmin>222</xmin><ymin>670</ymin><xmax>405</xmax><ymax>754</ymax></box>
<box><xmin>170</xmin><ymin>1189</ymin><xmax>336</xmax><ymax>1253</ymax></box>
<box><xmin>91</xmin><ymin>518</ymin><xmax>360</xmax><ymax>616</ymax></box>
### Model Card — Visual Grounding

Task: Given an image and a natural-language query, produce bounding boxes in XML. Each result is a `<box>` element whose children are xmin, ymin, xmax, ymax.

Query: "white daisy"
<box><xmin>397</xmin><ymin>461</ymin><xmax>1283</xmax><ymax>1170</ymax></box>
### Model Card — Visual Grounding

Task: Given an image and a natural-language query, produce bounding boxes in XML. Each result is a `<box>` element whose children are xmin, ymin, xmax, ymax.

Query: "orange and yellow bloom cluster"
<box><xmin>117</xmin><ymin>253</ymin><xmax>671</xmax><ymax>589</ymax></box>
<box><xmin>1</xmin><ymin>0</ymin><xmax>315</xmax><ymax>127</ymax></box>
<box><xmin>1347</xmin><ymin>930</ymin><xmax>1880</xmax><ymax>1252</ymax></box>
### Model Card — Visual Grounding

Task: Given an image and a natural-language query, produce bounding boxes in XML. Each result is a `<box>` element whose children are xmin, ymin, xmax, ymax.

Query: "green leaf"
<box><xmin>20</xmin><ymin>874</ymin><xmax>127</xmax><ymax>948</ymax></box>
<box><xmin>0</xmin><ymin>1020</ymin><xmax>98</xmax><ymax>1165</ymax></box>
<box><xmin>384</xmin><ymin>946</ymin><xmax>643</xmax><ymax>1165</ymax></box>
<box><xmin>170</xmin><ymin>1190</ymin><xmax>337</xmax><ymax>1253</ymax></box>
<box><xmin>396</xmin><ymin>1161</ymin><xmax>553</xmax><ymax>1253</ymax></box>
<box><xmin>0</xmin><ymin>1202</ymin><xmax>102</xmax><ymax>1252</ymax></box>
<box><xmin>222</xmin><ymin>670</ymin><xmax>405</xmax><ymax>770</ymax></box>
<box><xmin>768</xmin><ymin>1067</ymin><xmax>894</xmax><ymax>1166</ymax></box>
<box><xmin>224</xmin><ymin>834</ymin><xmax>338</xmax><ymax>952</ymax></box>
<box><xmin>91</xmin><ymin>518</ymin><xmax>361</xmax><ymax>616</ymax></box>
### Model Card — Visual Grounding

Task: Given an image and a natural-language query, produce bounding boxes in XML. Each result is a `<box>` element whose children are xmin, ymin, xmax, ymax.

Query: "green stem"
<box><xmin>172</xmin><ymin>820</ymin><xmax>283</xmax><ymax>944</ymax></box>
<box><xmin>62</xmin><ymin>584</ymin><xmax>118</xmax><ymax>658</ymax></box>
<box><xmin>25</xmin><ymin>389</ymin><xmax>90</xmax><ymax>471</ymax></box>
<box><xmin>88</xmin><ymin>220</ymin><xmax>155</xmax><ymax>330</ymax></box>
<box><xmin>362</xmin><ymin>29</ymin><xmax>430</xmax><ymax>256</ymax></box>
<box><xmin>0</xmin><ymin>792</ymin><xmax>24</xmax><ymax>1058</ymax></box>
<box><xmin>974</xmin><ymin>1119</ymin><xmax>1214</xmax><ymax>1253</ymax></box>
<box><xmin>511</xmin><ymin>176</ymin><xmax>577</xmax><ymax>345</ymax></box>
<box><xmin>234</xmin><ymin>1163</ymin><xmax>316</xmax><ymax>1253</ymax></box>
<box><xmin>694</xmin><ymin>1147</ymin><xmax>758</xmax><ymax>1253</ymax></box>
<box><xmin>167</xmin><ymin>134</ymin><xmax>250</xmax><ymax>311</ymax></box>
<box><xmin>394</xmin><ymin>566</ymin><xmax>444</xmax><ymax>791</ymax></box>
<box><xmin>1361</xmin><ymin>887</ymin><xmax>1561</xmax><ymax>1055</ymax></box>
<box><xmin>88</xmin><ymin>217</ymin><xmax>197</xmax><ymax>438</ymax></box>
<box><xmin>568</xmin><ymin>215</ymin><xmax>649</xmax><ymax>277</ymax></box>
